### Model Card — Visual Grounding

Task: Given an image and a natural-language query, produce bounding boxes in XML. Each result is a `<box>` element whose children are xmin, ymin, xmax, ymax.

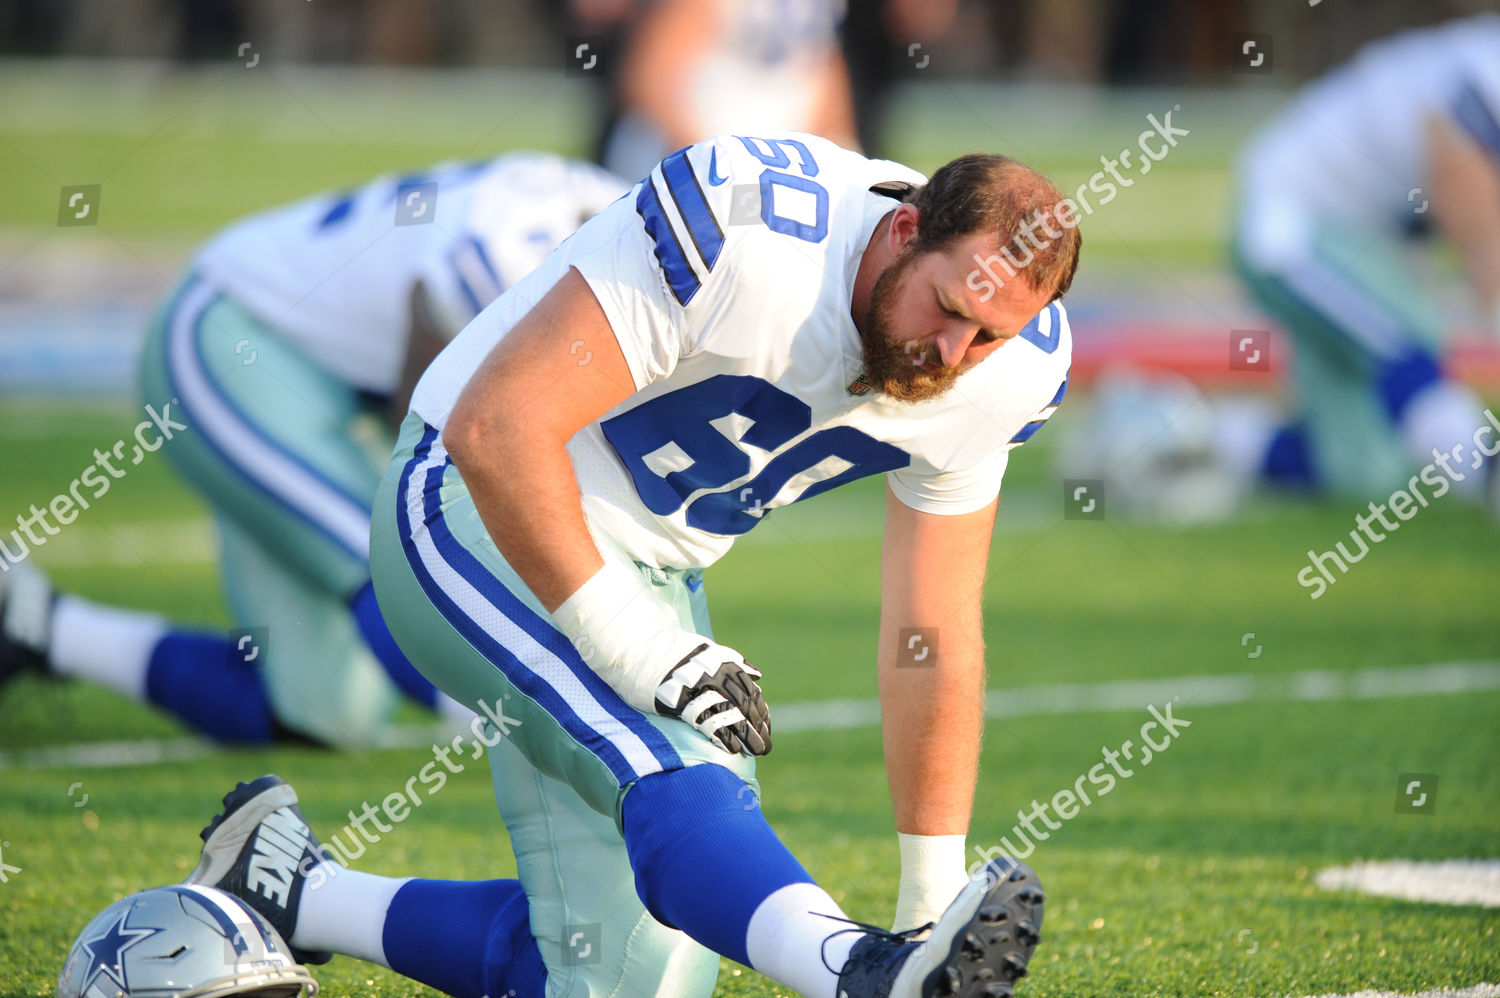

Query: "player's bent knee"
<box><xmin>618</xmin><ymin>764</ymin><xmax>812</xmax><ymax>963</ymax></box>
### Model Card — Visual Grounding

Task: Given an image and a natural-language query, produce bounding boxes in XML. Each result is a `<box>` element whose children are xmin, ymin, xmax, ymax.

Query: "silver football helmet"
<box><xmin>1058</xmin><ymin>369</ymin><xmax>1246</xmax><ymax>523</ymax></box>
<box><xmin>57</xmin><ymin>884</ymin><xmax>317</xmax><ymax>998</ymax></box>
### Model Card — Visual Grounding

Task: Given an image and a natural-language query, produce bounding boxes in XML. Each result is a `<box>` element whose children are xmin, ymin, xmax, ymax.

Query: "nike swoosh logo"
<box><xmin>708</xmin><ymin>149</ymin><xmax>727</xmax><ymax>186</ymax></box>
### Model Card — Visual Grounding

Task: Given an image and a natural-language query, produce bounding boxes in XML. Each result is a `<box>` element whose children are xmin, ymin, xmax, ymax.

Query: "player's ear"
<box><xmin>888</xmin><ymin>202</ymin><xmax>921</xmax><ymax>254</ymax></box>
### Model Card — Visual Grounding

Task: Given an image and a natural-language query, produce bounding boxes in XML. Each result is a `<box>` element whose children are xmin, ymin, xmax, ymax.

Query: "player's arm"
<box><xmin>387</xmin><ymin>281</ymin><xmax>448</xmax><ymax>433</ymax></box>
<box><xmin>443</xmin><ymin>268</ymin><xmax>770</xmax><ymax>755</ymax></box>
<box><xmin>1426</xmin><ymin>112</ymin><xmax>1500</xmax><ymax>324</ymax></box>
<box><xmin>444</xmin><ymin>268</ymin><xmax>630</xmax><ymax>607</ymax></box>
<box><xmin>879</xmin><ymin>482</ymin><xmax>996</xmax><ymax>929</ymax></box>
<box><xmin>807</xmin><ymin>50</ymin><xmax>860</xmax><ymax>150</ymax></box>
<box><xmin>619</xmin><ymin>0</ymin><xmax>716</xmax><ymax>153</ymax></box>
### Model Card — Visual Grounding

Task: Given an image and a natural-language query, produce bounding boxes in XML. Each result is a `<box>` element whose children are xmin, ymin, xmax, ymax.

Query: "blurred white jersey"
<box><xmin>603</xmin><ymin>0</ymin><xmax>846</xmax><ymax>182</ymax></box>
<box><xmin>414</xmin><ymin>134</ymin><xmax>1071</xmax><ymax>571</ymax></box>
<box><xmin>1239</xmin><ymin>14</ymin><xmax>1500</xmax><ymax>230</ymax></box>
<box><xmin>194</xmin><ymin>153</ymin><xmax>629</xmax><ymax>394</ymax></box>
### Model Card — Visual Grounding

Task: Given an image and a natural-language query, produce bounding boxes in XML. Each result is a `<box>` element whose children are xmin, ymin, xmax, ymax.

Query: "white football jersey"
<box><xmin>414</xmin><ymin>134</ymin><xmax>1072</xmax><ymax>570</ymax></box>
<box><xmin>1240</xmin><ymin>14</ymin><xmax>1500</xmax><ymax>229</ymax></box>
<box><xmin>194</xmin><ymin>153</ymin><xmax>629</xmax><ymax>394</ymax></box>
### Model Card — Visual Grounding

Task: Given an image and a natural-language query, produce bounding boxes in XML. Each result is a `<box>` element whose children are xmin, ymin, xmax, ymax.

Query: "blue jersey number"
<box><xmin>736</xmin><ymin>136</ymin><xmax>828</xmax><ymax>244</ymax></box>
<box><xmin>601</xmin><ymin>375</ymin><xmax>909</xmax><ymax>535</ymax></box>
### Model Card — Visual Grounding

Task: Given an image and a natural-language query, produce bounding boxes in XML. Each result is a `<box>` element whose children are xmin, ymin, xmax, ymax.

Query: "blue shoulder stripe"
<box><xmin>449</xmin><ymin>236</ymin><xmax>505</xmax><ymax>318</ymax></box>
<box><xmin>466</xmin><ymin>235</ymin><xmax>502</xmax><ymax>293</ymax></box>
<box><xmin>316</xmin><ymin>193</ymin><xmax>355</xmax><ymax>229</ymax></box>
<box><xmin>1049</xmin><ymin>372</ymin><xmax>1069</xmax><ymax>406</ymax></box>
<box><xmin>1009</xmin><ymin>420</ymin><xmax>1047</xmax><ymax>445</ymax></box>
<box><xmin>1009</xmin><ymin>372</ymin><xmax>1070</xmax><ymax>445</ymax></box>
<box><xmin>661</xmin><ymin>148</ymin><xmax>724</xmax><ymax>272</ymax></box>
<box><xmin>636</xmin><ymin>180</ymin><xmax>700</xmax><ymax>305</ymax></box>
<box><xmin>451</xmin><ymin>252</ymin><xmax>483</xmax><ymax>317</ymax></box>
<box><xmin>1017</xmin><ymin>303</ymin><xmax>1064</xmax><ymax>355</ymax></box>
<box><xmin>1454</xmin><ymin>79</ymin><xmax>1500</xmax><ymax>160</ymax></box>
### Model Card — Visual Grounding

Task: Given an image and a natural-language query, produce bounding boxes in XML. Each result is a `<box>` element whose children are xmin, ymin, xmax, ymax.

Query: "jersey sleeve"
<box><xmin>574</xmin><ymin>137</ymin><xmax>745</xmax><ymax>389</ymax></box>
<box><xmin>416</xmin><ymin>233</ymin><xmax>511</xmax><ymax>342</ymax></box>
<box><xmin>417</xmin><ymin>156</ymin><xmax>633</xmax><ymax>343</ymax></box>
<box><xmin>570</xmin><ymin>194</ymin><xmax>695</xmax><ymax>390</ymax></box>
<box><xmin>887</xmin><ymin>449</ymin><xmax>1011</xmax><ymax>516</ymax></box>
<box><xmin>574</xmin><ymin>134</ymin><xmax>848</xmax><ymax>386</ymax></box>
<box><xmin>1450</xmin><ymin>72</ymin><xmax>1500</xmax><ymax>163</ymax></box>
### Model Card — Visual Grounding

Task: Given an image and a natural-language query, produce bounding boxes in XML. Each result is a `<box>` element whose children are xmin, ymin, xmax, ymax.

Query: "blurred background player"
<box><xmin>840</xmin><ymin>0</ymin><xmax>958</xmax><ymax>156</ymax></box>
<box><xmin>0</xmin><ymin>152</ymin><xmax>627</xmax><ymax>747</ymax></box>
<box><xmin>596</xmin><ymin>0</ymin><xmax>858</xmax><ymax>182</ymax></box>
<box><xmin>1229</xmin><ymin>15</ymin><xmax>1500</xmax><ymax>506</ymax></box>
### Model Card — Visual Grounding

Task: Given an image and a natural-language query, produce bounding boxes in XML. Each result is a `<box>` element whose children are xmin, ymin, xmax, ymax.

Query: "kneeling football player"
<box><xmin>186</xmin><ymin>134</ymin><xmax>1073</xmax><ymax>997</ymax></box>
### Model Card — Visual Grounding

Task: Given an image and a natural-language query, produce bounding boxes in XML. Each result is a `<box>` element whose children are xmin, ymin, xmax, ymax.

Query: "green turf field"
<box><xmin>1</xmin><ymin>401</ymin><xmax>1496</xmax><ymax>998</ymax></box>
<box><xmin>1</xmin><ymin>61</ymin><xmax>1496</xmax><ymax>998</ymax></box>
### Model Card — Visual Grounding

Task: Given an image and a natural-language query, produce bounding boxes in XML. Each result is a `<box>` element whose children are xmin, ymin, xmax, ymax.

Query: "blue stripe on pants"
<box><xmin>395</xmin><ymin>425</ymin><xmax>682</xmax><ymax>787</ymax></box>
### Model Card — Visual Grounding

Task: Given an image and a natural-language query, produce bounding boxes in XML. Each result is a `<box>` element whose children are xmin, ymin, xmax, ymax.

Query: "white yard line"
<box><xmin>1292</xmin><ymin>986</ymin><xmax>1500</xmax><ymax>998</ymax></box>
<box><xmin>3</xmin><ymin>660</ymin><xmax>1496</xmax><ymax>772</ymax></box>
<box><xmin>1315</xmin><ymin>860</ymin><xmax>1500</xmax><ymax>909</ymax></box>
<box><xmin>771</xmin><ymin>660</ymin><xmax>1500</xmax><ymax>732</ymax></box>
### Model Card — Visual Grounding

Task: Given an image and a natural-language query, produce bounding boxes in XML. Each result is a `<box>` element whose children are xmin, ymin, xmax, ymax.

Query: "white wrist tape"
<box><xmin>892</xmin><ymin>832</ymin><xmax>971</xmax><ymax>932</ymax></box>
<box><xmin>551</xmin><ymin>560</ymin><xmax>685</xmax><ymax>711</ymax></box>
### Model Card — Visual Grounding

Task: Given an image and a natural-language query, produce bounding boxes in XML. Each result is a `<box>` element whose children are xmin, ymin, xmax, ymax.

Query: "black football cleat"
<box><xmin>188</xmin><ymin>774</ymin><xmax>337</xmax><ymax>965</ymax></box>
<box><xmin>837</xmin><ymin>857</ymin><xmax>1045</xmax><ymax>998</ymax></box>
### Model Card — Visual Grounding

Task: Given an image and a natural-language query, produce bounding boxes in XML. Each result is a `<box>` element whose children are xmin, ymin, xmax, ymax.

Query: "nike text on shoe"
<box><xmin>188</xmin><ymin>774</ymin><xmax>336</xmax><ymax>965</ymax></box>
<box><xmin>837</xmin><ymin>857</ymin><xmax>1045</xmax><ymax>998</ymax></box>
<box><xmin>0</xmin><ymin>558</ymin><xmax>54</xmax><ymax>694</ymax></box>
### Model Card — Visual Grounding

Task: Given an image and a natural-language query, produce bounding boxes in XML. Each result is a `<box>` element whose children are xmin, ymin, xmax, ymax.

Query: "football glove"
<box><xmin>655</xmin><ymin>641</ymin><xmax>771</xmax><ymax>756</ymax></box>
<box><xmin>552</xmin><ymin>560</ymin><xmax>773</xmax><ymax>757</ymax></box>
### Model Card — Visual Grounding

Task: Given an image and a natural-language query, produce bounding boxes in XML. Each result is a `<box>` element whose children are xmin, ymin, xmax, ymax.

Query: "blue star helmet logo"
<box><xmin>80</xmin><ymin>906</ymin><xmax>162</xmax><ymax>993</ymax></box>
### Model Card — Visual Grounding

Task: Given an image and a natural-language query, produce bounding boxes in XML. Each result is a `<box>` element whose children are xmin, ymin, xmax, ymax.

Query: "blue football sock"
<box><xmin>350</xmin><ymin>580</ymin><xmax>439</xmax><ymax>708</ymax></box>
<box><xmin>622</xmin><ymin>763</ymin><xmax>814</xmax><ymax>966</ymax></box>
<box><xmin>1261</xmin><ymin>422</ymin><xmax>1319</xmax><ymax>491</ymax></box>
<box><xmin>383</xmin><ymin>878</ymin><xmax>545</xmax><ymax>998</ymax></box>
<box><xmin>144</xmin><ymin>631</ymin><xmax>275</xmax><ymax>743</ymax></box>
<box><xmin>1376</xmin><ymin>347</ymin><xmax>1443</xmax><ymax>424</ymax></box>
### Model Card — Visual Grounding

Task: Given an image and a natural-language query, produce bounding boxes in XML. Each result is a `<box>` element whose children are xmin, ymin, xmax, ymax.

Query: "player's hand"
<box><xmin>551</xmin><ymin>561</ymin><xmax>771</xmax><ymax>755</ymax></box>
<box><xmin>654</xmin><ymin>641</ymin><xmax>772</xmax><ymax>756</ymax></box>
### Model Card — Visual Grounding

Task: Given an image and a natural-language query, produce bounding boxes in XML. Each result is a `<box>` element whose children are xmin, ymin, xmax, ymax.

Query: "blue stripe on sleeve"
<box><xmin>316</xmin><ymin>193</ymin><xmax>355</xmax><ymax>229</ymax></box>
<box><xmin>1010</xmin><ymin>374</ymin><xmax>1069</xmax><ymax>445</ymax></box>
<box><xmin>1454</xmin><ymin>80</ymin><xmax>1500</xmax><ymax>160</ymax></box>
<box><xmin>450</xmin><ymin>249</ymin><xmax>484</xmax><ymax>317</ymax></box>
<box><xmin>1049</xmin><ymin>373</ymin><xmax>1070</xmax><ymax>407</ymax></box>
<box><xmin>636</xmin><ymin>180</ymin><xmax>701</xmax><ymax>305</ymax></box>
<box><xmin>1008</xmin><ymin>420</ymin><xmax>1047</xmax><ymax>445</ymax></box>
<box><xmin>661</xmin><ymin>149</ymin><xmax>724</xmax><ymax>272</ymax></box>
<box><xmin>466</xmin><ymin>236</ymin><xmax>504</xmax><ymax>296</ymax></box>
